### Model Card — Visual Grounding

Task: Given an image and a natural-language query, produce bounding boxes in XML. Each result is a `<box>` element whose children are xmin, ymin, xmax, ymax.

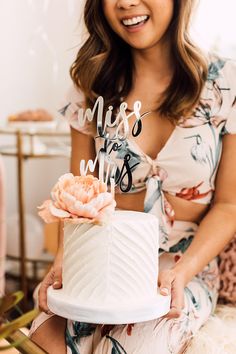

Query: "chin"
<box><xmin>123</xmin><ymin>35</ymin><xmax>164</xmax><ymax>52</ymax></box>
<box><xmin>129</xmin><ymin>42</ymin><xmax>160</xmax><ymax>51</ymax></box>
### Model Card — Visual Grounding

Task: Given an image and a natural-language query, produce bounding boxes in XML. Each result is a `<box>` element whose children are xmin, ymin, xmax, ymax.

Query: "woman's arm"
<box><xmin>115</xmin><ymin>190</ymin><xmax>146</xmax><ymax>211</ymax></box>
<box><xmin>174</xmin><ymin>134</ymin><xmax>236</xmax><ymax>282</ymax></box>
<box><xmin>159</xmin><ymin>134</ymin><xmax>236</xmax><ymax>317</ymax></box>
<box><xmin>70</xmin><ymin>127</ymin><xmax>98</xmax><ymax>177</ymax></box>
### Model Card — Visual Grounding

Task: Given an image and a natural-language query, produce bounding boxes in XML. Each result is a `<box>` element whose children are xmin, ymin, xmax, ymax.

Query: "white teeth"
<box><xmin>122</xmin><ymin>15</ymin><xmax>148</xmax><ymax>27</ymax></box>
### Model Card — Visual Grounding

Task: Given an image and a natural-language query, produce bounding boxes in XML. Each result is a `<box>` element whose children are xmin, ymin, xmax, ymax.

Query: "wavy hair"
<box><xmin>70</xmin><ymin>0</ymin><xmax>208</xmax><ymax>122</ymax></box>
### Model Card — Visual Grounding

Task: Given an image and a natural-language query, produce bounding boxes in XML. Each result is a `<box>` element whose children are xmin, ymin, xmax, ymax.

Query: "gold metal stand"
<box><xmin>16</xmin><ymin>131</ymin><xmax>27</xmax><ymax>308</ymax></box>
<box><xmin>0</xmin><ymin>127</ymin><xmax>70</xmax><ymax>309</ymax></box>
<box><xmin>6</xmin><ymin>329</ymin><xmax>47</xmax><ymax>353</ymax></box>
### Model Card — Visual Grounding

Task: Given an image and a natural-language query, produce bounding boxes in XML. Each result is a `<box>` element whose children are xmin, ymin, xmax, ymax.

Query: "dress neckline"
<box><xmin>124</xmin><ymin>107</ymin><xmax>179</xmax><ymax>162</ymax></box>
<box><xmin>127</xmin><ymin>126</ymin><xmax>179</xmax><ymax>163</ymax></box>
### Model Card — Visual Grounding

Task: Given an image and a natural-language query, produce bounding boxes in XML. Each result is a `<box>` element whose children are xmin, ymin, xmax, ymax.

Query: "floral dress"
<box><xmin>30</xmin><ymin>55</ymin><xmax>236</xmax><ymax>354</ymax></box>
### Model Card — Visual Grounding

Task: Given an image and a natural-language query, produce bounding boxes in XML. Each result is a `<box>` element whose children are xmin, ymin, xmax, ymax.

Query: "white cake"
<box><xmin>48</xmin><ymin>210</ymin><xmax>171</xmax><ymax>324</ymax></box>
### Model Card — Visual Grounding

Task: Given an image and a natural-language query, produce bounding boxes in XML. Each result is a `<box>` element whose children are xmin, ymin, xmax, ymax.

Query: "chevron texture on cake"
<box><xmin>62</xmin><ymin>211</ymin><xmax>159</xmax><ymax>306</ymax></box>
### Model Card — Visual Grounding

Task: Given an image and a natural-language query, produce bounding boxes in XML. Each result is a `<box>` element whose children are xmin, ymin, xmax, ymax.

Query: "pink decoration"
<box><xmin>218</xmin><ymin>234</ymin><xmax>236</xmax><ymax>304</ymax></box>
<box><xmin>38</xmin><ymin>173</ymin><xmax>116</xmax><ymax>225</ymax></box>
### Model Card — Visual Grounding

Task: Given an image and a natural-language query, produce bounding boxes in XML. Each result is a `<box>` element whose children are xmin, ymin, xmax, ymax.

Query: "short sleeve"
<box><xmin>223</xmin><ymin>60</ymin><xmax>236</xmax><ymax>135</ymax></box>
<box><xmin>58</xmin><ymin>84</ymin><xmax>91</xmax><ymax>135</ymax></box>
<box><xmin>224</xmin><ymin>98</ymin><xmax>236</xmax><ymax>134</ymax></box>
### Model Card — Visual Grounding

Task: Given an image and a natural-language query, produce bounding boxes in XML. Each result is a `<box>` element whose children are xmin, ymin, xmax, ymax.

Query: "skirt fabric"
<box><xmin>29</xmin><ymin>221</ymin><xmax>220</xmax><ymax>354</ymax></box>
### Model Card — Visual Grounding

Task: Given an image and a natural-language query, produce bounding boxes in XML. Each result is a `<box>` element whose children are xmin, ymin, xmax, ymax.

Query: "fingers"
<box><xmin>52</xmin><ymin>265</ymin><xmax>63</xmax><ymax>289</ymax></box>
<box><xmin>159</xmin><ymin>270</ymin><xmax>172</xmax><ymax>296</ymax></box>
<box><xmin>170</xmin><ymin>277</ymin><xmax>184</xmax><ymax>316</ymax></box>
<box><xmin>166</xmin><ymin>307</ymin><xmax>183</xmax><ymax>319</ymax></box>
<box><xmin>38</xmin><ymin>270</ymin><xmax>53</xmax><ymax>314</ymax></box>
<box><xmin>159</xmin><ymin>270</ymin><xmax>185</xmax><ymax>319</ymax></box>
<box><xmin>38</xmin><ymin>265</ymin><xmax>62</xmax><ymax>314</ymax></box>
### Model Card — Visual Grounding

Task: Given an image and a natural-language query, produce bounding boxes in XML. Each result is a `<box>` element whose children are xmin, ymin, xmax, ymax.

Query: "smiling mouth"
<box><xmin>121</xmin><ymin>15</ymin><xmax>149</xmax><ymax>27</ymax></box>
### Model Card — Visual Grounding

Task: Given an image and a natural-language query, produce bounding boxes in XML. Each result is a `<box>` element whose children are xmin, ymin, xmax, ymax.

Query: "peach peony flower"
<box><xmin>38</xmin><ymin>173</ymin><xmax>116</xmax><ymax>225</ymax></box>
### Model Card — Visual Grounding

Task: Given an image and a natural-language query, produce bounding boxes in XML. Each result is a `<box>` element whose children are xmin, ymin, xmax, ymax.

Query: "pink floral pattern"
<box><xmin>176</xmin><ymin>182</ymin><xmax>212</xmax><ymax>201</ymax></box>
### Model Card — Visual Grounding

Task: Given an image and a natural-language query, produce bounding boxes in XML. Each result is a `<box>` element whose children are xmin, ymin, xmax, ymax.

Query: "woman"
<box><xmin>30</xmin><ymin>0</ymin><xmax>236</xmax><ymax>353</ymax></box>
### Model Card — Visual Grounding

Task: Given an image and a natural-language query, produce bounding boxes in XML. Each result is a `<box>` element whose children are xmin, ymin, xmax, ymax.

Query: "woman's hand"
<box><xmin>38</xmin><ymin>256</ymin><xmax>63</xmax><ymax>314</ymax></box>
<box><xmin>158</xmin><ymin>268</ymin><xmax>186</xmax><ymax>318</ymax></box>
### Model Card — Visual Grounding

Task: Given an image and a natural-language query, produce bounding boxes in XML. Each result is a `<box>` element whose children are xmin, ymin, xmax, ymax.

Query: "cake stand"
<box><xmin>48</xmin><ymin>286</ymin><xmax>171</xmax><ymax>324</ymax></box>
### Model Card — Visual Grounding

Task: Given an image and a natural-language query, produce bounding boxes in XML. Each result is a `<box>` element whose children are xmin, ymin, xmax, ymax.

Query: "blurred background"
<box><xmin>0</xmin><ymin>0</ymin><xmax>236</xmax><ymax>304</ymax></box>
<box><xmin>0</xmin><ymin>0</ymin><xmax>83</xmax><ymax>219</ymax></box>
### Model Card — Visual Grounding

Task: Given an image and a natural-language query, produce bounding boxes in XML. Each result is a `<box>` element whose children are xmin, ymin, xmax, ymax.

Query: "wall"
<box><xmin>191</xmin><ymin>0</ymin><xmax>236</xmax><ymax>58</ymax></box>
<box><xmin>0</xmin><ymin>0</ymin><xmax>84</xmax><ymax>221</ymax></box>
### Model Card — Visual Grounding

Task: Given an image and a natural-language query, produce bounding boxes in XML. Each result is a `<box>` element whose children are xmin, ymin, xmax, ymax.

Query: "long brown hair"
<box><xmin>70</xmin><ymin>0</ymin><xmax>208</xmax><ymax>122</ymax></box>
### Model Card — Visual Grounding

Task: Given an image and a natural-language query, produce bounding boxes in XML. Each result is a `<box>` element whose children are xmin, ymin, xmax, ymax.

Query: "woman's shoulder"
<box><xmin>205</xmin><ymin>52</ymin><xmax>236</xmax><ymax>135</ymax></box>
<box><xmin>179</xmin><ymin>53</ymin><xmax>236</xmax><ymax>133</ymax></box>
<box><xmin>59</xmin><ymin>84</ymin><xmax>85</xmax><ymax>118</ymax></box>
<box><xmin>206</xmin><ymin>52</ymin><xmax>236</xmax><ymax>85</ymax></box>
<box><xmin>59</xmin><ymin>84</ymin><xmax>91</xmax><ymax>135</ymax></box>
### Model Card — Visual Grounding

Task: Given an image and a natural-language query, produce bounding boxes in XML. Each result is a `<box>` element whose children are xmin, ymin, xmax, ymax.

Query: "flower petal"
<box><xmin>87</xmin><ymin>192</ymin><xmax>114</xmax><ymax>211</ymax></box>
<box><xmin>49</xmin><ymin>203</ymin><xmax>71</xmax><ymax>218</ymax></box>
<box><xmin>38</xmin><ymin>200</ymin><xmax>59</xmax><ymax>223</ymax></box>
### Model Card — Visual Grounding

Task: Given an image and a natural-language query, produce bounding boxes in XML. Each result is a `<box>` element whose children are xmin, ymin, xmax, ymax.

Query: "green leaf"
<box><xmin>0</xmin><ymin>292</ymin><xmax>24</xmax><ymax>315</ymax></box>
<box><xmin>0</xmin><ymin>309</ymin><xmax>39</xmax><ymax>339</ymax></box>
<box><xmin>0</xmin><ymin>337</ymin><xmax>27</xmax><ymax>351</ymax></box>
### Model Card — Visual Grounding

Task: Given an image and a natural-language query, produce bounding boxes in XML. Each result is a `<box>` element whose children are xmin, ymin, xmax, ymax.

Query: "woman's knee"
<box><xmin>30</xmin><ymin>315</ymin><xmax>67</xmax><ymax>354</ymax></box>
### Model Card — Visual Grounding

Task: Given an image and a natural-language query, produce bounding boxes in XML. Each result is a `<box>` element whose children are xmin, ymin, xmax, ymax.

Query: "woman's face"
<box><xmin>102</xmin><ymin>0</ymin><xmax>174</xmax><ymax>50</ymax></box>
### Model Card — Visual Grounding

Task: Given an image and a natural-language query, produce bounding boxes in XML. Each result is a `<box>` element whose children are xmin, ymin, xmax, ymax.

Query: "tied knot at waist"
<box><xmin>148</xmin><ymin>163</ymin><xmax>168</xmax><ymax>182</ymax></box>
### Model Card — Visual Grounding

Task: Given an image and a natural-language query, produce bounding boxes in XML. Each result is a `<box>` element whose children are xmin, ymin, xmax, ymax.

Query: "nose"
<box><xmin>117</xmin><ymin>0</ymin><xmax>140</xmax><ymax>10</ymax></box>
